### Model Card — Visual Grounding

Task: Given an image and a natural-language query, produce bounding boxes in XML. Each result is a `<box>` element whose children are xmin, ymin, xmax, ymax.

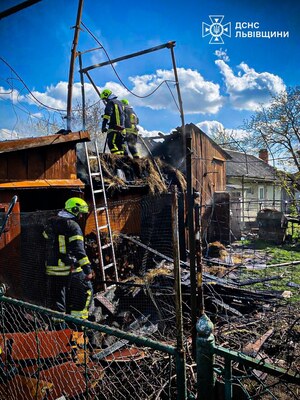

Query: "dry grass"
<box><xmin>89</xmin><ymin>154</ymin><xmax>186</xmax><ymax>194</ymax></box>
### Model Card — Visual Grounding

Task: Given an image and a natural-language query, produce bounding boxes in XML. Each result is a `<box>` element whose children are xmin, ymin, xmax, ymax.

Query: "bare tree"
<box><xmin>72</xmin><ymin>100</ymin><xmax>104</xmax><ymax>138</ymax></box>
<box><xmin>22</xmin><ymin>99</ymin><xmax>104</xmax><ymax>138</ymax></box>
<box><xmin>209</xmin><ymin>126</ymin><xmax>242</xmax><ymax>151</ymax></box>
<box><xmin>244</xmin><ymin>87</ymin><xmax>300</xmax><ymax>172</ymax></box>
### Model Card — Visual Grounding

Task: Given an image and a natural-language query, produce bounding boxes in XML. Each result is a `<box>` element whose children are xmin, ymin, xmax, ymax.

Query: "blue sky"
<box><xmin>0</xmin><ymin>0</ymin><xmax>299</xmax><ymax>140</ymax></box>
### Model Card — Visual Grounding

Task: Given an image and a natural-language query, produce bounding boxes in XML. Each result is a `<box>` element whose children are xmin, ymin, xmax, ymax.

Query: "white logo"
<box><xmin>202</xmin><ymin>15</ymin><xmax>231</xmax><ymax>44</ymax></box>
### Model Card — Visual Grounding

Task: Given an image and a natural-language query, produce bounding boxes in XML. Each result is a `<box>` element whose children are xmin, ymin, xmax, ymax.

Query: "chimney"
<box><xmin>259</xmin><ymin>149</ymin><xmax>268</xmax><ymax>163</ymax></box>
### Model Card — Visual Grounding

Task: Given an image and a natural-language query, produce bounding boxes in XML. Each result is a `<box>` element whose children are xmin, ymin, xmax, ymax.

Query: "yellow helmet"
<box><xmin>65</xmin><ymin>197</ymin><xmax>89</xmax><ymax>216</ymax></box>
<box><xmin>100</xmin><ymin>89</ymin><xmax>112</xmax><ymax>100</ymax></box>
<box><xmin>121</xmin><ymin>99</ymin><xmax>129</xmax><ymax>105</ymax></box>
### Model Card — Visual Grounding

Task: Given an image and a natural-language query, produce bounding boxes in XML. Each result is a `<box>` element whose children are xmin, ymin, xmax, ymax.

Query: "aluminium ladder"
<box><xmin>85</xmin><ymin>140</ymin><xmax>118</xmax><ymax>289</ymax></box>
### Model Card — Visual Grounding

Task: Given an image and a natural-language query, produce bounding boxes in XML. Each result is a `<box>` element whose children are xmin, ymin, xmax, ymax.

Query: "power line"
<box><xmin>0</xmin><ymin>57</ymin><xmax>67</xmax><ymax>112</ymax></box>
<box><xmin>80</xmin><ymin>21</ymin><xmax>178</xmax><ymax>100</ymax></box>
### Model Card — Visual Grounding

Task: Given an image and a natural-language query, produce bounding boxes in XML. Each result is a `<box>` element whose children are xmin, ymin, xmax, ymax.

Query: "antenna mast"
<box><xmin>66</xmin><ymin>0</ymin><xmax>84</xmax><ymax>131</ymax></box>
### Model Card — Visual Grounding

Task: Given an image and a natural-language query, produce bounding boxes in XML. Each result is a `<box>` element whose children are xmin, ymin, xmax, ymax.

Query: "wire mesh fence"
<box><xmin>0</xmin><ymin>296</ymin><xmax>186</xmax><ymax>400</ymax></box>
<box><xmin>1</xmin><ymin>192</ymin><xmax>300</xmax><ymax>399</ymax></box>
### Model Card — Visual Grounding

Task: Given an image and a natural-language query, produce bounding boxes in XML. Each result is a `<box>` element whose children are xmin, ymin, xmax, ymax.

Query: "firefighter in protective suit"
<box><xmin>100</xmin><ymin>89</ymin><xmax>125</xmax><ymax>155</ymax></box>
<box><xmin>43</xmin><ymin>197</ymin><xmax>93</xmax><ymax>324</ymax></box>
<box><xmin>121</xmin><ymin>98</ymin><xmax>140</xmax><ymax>158</ymax></box>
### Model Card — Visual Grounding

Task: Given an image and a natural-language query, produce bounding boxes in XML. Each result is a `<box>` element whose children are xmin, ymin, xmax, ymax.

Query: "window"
<box><xmin>258</xmin><ymin>186</ymin><xmax>264</xmax><ymax>200</ymax></box>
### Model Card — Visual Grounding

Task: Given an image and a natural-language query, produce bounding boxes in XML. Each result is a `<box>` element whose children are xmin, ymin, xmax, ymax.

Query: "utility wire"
<box><xmin>0</xmin><ymin>57</ymin><xmax>66</xmax><ymax>111</ymax></box>
<box><xmin>81</xmin><ymin>21</ymin><xmax>177</xmax><ymax>100</ymax></box>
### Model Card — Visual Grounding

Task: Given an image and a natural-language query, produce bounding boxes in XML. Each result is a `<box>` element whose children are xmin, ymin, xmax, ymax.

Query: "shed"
<box><xmin>0</xmin><ymin>131</ymin><xmax>90</xmax><ymax>300</ymax></box>
<box><xmin>148</xmin><ymin>123</ymin><xmax>231</xmax><ymax>243</ymax></box>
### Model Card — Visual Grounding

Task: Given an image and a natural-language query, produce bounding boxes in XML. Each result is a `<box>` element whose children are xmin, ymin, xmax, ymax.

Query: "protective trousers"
<box><xmin>107</xmin><ymin>130</ymin><xmax>125</xmax><ymax>155</ymax></box>
<box><xmin>46</xmin><ymin>271</ymin><xmax>93</xmax><ymax>321</ymax></box>
<box><xmin>126</xmin><ymin>132</ymin><xmax>139</xmax><ymax>158</ymax></box>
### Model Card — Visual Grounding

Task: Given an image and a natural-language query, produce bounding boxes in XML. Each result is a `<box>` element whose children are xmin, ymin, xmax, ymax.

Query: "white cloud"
<box><xmin>0</xmin><ymin>128</ymin><xmax>20</xmax><ymax>140</ymax></box>
<box><xmin>197</xmin><ymin>120</ymin><xmax>224</xmax><ymax>136</ymax></box>
<box><xmin>0</xmin><ymin>67</ymin><xmax>224</xmax><ymax>117</ymax></box>
<box><xmin>0</xmin><ymin>81</ymin><xmax>106</xmax><ymax>110</ymax></box>
<box><xmin>0</xmin><ymin>86</ymin><xmax>22</xmax><ymax>104</ymax></box>
<box><xmin>128</xmin><ymin>68</ymin><xmax>223</xmax><ymax>114</ymax></box>
<box><xmin>138</xmin><ymin>125</ymin><xmax>166</xmax><ymax>138</ymax></box>
<box><xmin>214</xmin><ymin>48</ymin><xmax>230</xmax><ymax>62</ymax></box>
<box><xmin>196</xmin><ymin>120</ymin><xmax>248</xmax><ymax>140</ymax></box>
<box><xmin>215</xmin><ymin>60</ymin><xmax>286</xmax><ymax>110</ymax></box>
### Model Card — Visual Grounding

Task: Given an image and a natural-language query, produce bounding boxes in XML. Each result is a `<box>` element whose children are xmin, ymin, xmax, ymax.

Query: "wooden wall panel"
<box><xmin>27</xmin><ymin>149</ymin><xmax>45</xmax><ymax>179</ymax></box>
<box><xmin>191</xmin><ymin>128</ymin><xmax>227</xmax><ymax>210</ymax></box>
<box><xmin>45</xmin><ymin>147</ymin><xmax>77</xmax><ymax>179</ymax></box>
<box><xmin>7</xmin><ymin>153</ymin><xmax>27</xmax><ymax>180</ymax></box>
<box><xmin>0</xmin><ymin>156</ymin><xmax>8</xmax><ymax>180</ymax></box>
<box><xmin>45</xmin><ymin>148</ymin><xmax>63</xmax><ymax>179</ymax></box>
<box><xmin>85</xmin><ymin>201</ymin><xmax>141</xmax><ymax>237</ymax></box>
<box><xmin>60</xmin><ymin>146</ymin><xmax>77</xmax><ymax>178</ymax></box>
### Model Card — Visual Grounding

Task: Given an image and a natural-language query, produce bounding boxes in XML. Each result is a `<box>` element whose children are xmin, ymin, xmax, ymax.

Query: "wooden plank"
<box><xmin>7</xmin><ymin>152</ymin><xmax>27</xmax><ymax>180</ymax></box>
<box><xmin>243</xmin><ymin>329</ymin><xmax>274</xmax><ymax>356</ymax></box>
<box><xmin>60</xmin><ymin>146</ymin><xmax>77</xmax><ymax>178</ymax></box>
<box><xmin>0</xmin><ymin>131</ymin><xmax>90</xmax><ymax>154</ymax></box>
<box><xmin>44</xmin><ymin>147</ymin><xmax>63</xmax><ymax>179</ymax></box>
<box><xmin>0</xmin><ymin>156</ymin><xmax>8</xmax><ymax>179</ymax></box>
<box><xmin>0</xmin><ymin>179</ymin><xmax>84</xmax><ymax>188</ymax></box>
<box><xmin>27</xmin><ymin>148</ymin><xmax>45</xmax><ymax>179</ymax></box>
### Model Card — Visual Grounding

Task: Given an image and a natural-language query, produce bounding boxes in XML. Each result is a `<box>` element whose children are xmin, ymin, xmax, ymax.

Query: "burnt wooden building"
<box><xmin>149</xmin><ymin>123</ymin><xmax>231</xmax><ymax>244</ymax></box>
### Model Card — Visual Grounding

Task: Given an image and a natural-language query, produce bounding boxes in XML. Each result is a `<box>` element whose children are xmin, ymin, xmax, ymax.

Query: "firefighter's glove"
<box><xmin>85</xmin><ymin>273</ymin><xmax>93</xmax><ymax>281</ymax></box>
<box><xmin>102</xmin><ymin>127</ymin><xmax>108</xmax><ymax>133</ymax></box>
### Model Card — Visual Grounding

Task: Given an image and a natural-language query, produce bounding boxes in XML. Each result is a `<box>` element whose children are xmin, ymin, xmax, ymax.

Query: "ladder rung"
<box><xmin>103</xmin><ymin>262</ymin><xmax>115</xmax><ymax>270</ymax></box>
<box><xmin>91</xmin><ymin>172</ymin><xmax>101</xmax><ymax>176</ymax></box>
<box><xmin>89</xmin><ymin>155</ymin><xmax>97</xmax><ymax>159</ymax></box>
<box><xmin>101</xmin><ymin>243</ymin><xmax>112</xmax><ymax>250</ymax></box>
<box><xmin>93</xmin><ymin>189</ymin><xmax>104</xmax><ymax>194</ymax></box>
<box><xmin>96</xmin><ymin>206</ymin><xmax>107</xmax><ymax>212</ymax></box>
<box><xmin>98</xmin><ymin>224</ymin><xmax>109</xmax><ymax>231</ymax></box>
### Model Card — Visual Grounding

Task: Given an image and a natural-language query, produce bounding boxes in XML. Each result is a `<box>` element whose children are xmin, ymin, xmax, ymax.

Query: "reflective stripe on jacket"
<box><xmin>43</xmin><ymin>214</ymin><xmax>91</xmax><ymax>276</ymax></box>
<box><xmin>123</xmin><ymin>105</ymin><xmax>139</xmax><ymax>134</ymax></box>
<box><xmin>102</xmin><ymin>98</ymin><xmax>125</xmax><ymax>131</ymax></box>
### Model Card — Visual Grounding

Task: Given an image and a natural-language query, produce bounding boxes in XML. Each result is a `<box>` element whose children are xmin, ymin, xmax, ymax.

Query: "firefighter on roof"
<box><xmin>100</xmin><ymin>89</ymin><xmax>125</xmax><ymax>155</ymax></box>
<box><xmin>121</xmin><ymin>98</ymin><xmax>140</xmax><ymax>158</ymax></box>
<box><xmin>43</xmin><ymin>197</ymin><xmax>93</xmax><ymax>325</ymax></box>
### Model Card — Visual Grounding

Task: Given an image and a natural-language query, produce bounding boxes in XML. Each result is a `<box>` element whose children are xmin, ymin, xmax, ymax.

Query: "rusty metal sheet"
<box><xmin>0</xmin><ymin>329</ymin><xmax>74</xmax><ymax>361</ymax></box>
<box><xmin>0</xmin><ymin>374</ymin><xmax>52</xmax><ymax>400</ymax></box>
<box><xmin>0</xmin><ymin>131</ymin><xmax>90</xmax><ymax>154</ymax></box>
<box><xmin>39</xmin><ymin>361</ymin><xmax>89</xmax><ymax>400</ymax></box>
<box><xmin>103</xmin><ymin>347</ymin><xmax>146</xmax><ymax>362</ymax></box>
<box><xmin>0</xmin><ymin>179</ymin><xmax>85</xmax><ymax>189</ymax></box>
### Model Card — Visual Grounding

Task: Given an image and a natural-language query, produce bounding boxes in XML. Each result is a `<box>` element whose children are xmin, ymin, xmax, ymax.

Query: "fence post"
<box><xmin>196</xmin><ymin>313</ymin><xmax>215</xmax><ymax>400</ymax></box>
<box><xmin>172</xmin><ymin>187</ymin><xmax>187</xmax><ymax>399</ymax></box>
<box><xmin>224</xmin><ymin>358</ymin><xmax>233</xmax><ymax>400</ymax></box>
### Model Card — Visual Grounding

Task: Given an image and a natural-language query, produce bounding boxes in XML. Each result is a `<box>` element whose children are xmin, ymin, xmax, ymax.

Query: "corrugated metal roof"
<box><xmin>224</xmin><ymin>149</ymin><xmax>278</xmax><ymax>180</ymax></box>
<box><xmin>0</xmin><ymin>131</ymin><xmax>90</xmax><ymax>154</ymax></box>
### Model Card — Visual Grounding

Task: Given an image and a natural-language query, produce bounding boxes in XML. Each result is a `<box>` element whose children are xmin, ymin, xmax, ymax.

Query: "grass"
<box><xmin>236</xmin><ymin>239</ymin><xmax>300</xmax><ymax>302</ymax></box>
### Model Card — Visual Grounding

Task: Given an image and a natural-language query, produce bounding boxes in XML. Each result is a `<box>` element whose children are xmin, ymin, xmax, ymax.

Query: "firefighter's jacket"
<box><xmin>43</xmin><ymin>211</ymin><xmax>91</xmax><ymax>277</ymax></box>
<box><xmin>102</xmin><ymin>95</ymin><xmax>125</xmax><ymax>132</ymax></box>
<box><xmin>123</xmin><ymin>105</ymin><xmax>139</xmax><ymax>134</ymax></box>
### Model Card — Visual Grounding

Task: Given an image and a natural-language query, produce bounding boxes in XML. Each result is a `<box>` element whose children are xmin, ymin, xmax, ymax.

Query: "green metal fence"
<box><xmin>196</xmin><ymin>313</ymin><xmax>300</xmax><ymax>400</ymax></box>
<box><xmin>0</xmin><ymin>290</ymin><xmax>187</xmax><ymax>400</ymax></box>
<box><xmin>213</xmin><ymin>344</ymin><xmax>300</xmax><ymax>400</ymax></box>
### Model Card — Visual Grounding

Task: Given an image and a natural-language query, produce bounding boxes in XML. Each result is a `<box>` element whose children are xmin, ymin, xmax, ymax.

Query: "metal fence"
<box><xmin>0</xmin><ymin>291</ymin><xmax>186</xmax><ymax>400</ymax></box>
<box><xmin>1</xmin><ymin>192</ymin><xmax>300</xmax><ymax>399</ymax></box>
